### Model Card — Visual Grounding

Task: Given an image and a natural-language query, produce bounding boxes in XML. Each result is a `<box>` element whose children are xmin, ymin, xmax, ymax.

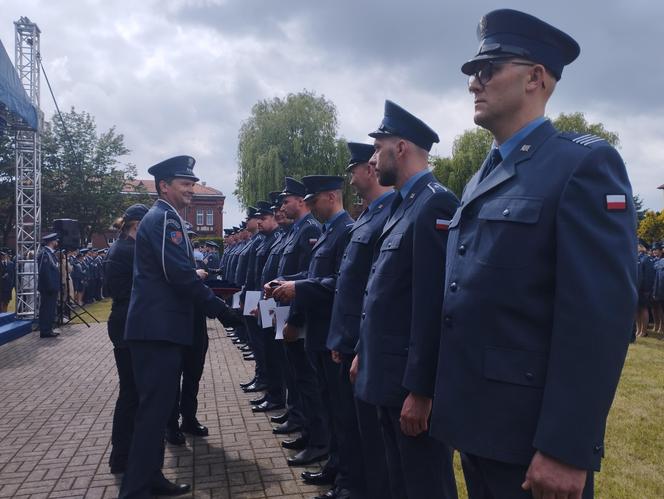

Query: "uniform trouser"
<box><xmin>338</xmin><ymin>354</ymin><xmax>390</xmax><ymax>497</ymax></box>
<box><xmin>377</xmin><ymin>405</ymin><xmax>458</xmax><ymax>499</ymax></box>
<box><xmin>169</xmin><ymin>313</ymin><xmax>209</xmax><ymax>428</ymax></box>
<box><xmin>264</xmin><ymin>327</ymin><xmax>286</xmax><ymax>405</ymax></box>
<box><xmin>356</xmin><ymin>397</ymin><xmax>391</xmax><ymax>498</ymax></box>
<box><xmin>284</xmin><ymin>340</ymin><xmax>328</xmax><ymax>446</ymax></box>
<box><xmin>245</xmin><ymin>316</ymin><xmax>267</xmax><ymax>383</ymax></box>
<box><xmin>460</xmin><ymin>452</ymin><xmax>594</xmax><ymax>499</ymax></box>
<box><xmin>308</xmin><ymin>350</ymin><xmax>340</xmax><ymax>475</ymax></box>
<box><xmin>38</xmin><ymin>292</ymin><xmax>57</xmax><ymax>334</ymax></box>
<box><xmin>279</xmin><ymin>341</ymin><xmax>306</xmax><ymax>426</ymax></box>
<box><xmin>120</xmin><ymin>341</ymin><xmax>182</xmax><ymax>499</ymax></box>
<box><xmin>234</xmin><ymin>320</ymin><xmax>249</xmax><ymax>345</ymax></box>
<box><xmin>109</xmin><ymin>347</ymin><xmax>139</xmax><ymax>469</ymax></box>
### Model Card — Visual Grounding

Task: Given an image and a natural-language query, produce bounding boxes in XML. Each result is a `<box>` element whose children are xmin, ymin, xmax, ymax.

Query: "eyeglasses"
<box><xmin>468</xmin><ymin>60</ymin><xmax>536</xmax><ymax>87</ymax></box>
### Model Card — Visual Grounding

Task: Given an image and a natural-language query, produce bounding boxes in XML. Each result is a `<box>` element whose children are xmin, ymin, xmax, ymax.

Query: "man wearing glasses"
<box><xmin>431</xmin><ymin>9</ymin><xmax>637</xmax><ymax>499</ymax></box>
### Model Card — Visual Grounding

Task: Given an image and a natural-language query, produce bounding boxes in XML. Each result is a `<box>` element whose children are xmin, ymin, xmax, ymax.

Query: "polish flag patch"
<box><xmin>605</xmin><ymin>194</ymin><xmax>627</xmax><ymax>211</ymax></box>
<box><xmin>435</xmin><ymin>219</ymin><xmax>450</xmax><ymax>231</ymax></box>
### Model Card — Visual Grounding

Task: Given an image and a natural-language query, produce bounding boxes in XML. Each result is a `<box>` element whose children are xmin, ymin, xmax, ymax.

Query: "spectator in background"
<box><xmin>651</xmin><ymin>241</ymin><xmax>664</xmax><ymax>335</ymax></box>
<box><xmin>636</xmin><ymin>239</ymin><xmax>655</xmax><ymax>337</ymax></box>
<box><xmin>0</xmin><ymin>251</ymin><xmax>15</xmax><ymax>312</ymax></box>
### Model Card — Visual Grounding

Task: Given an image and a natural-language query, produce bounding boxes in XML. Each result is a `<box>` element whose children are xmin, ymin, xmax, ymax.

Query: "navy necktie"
<box><xmin>480</xmin><ymin>148</ymin><xmax>502</xmax><ymax>181</ymax></box>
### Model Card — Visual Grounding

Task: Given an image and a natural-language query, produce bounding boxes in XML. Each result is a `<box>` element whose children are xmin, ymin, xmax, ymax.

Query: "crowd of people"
<box><xmin>636</xmin><ymin>240</ymin><xmax>664</xmax><ymax>337</ymax></box>
<box><xmin>0</xmin><ymin>7</ymin><xmax>649</xmax><ymax>499</ymax></box>
<box><xmin>99</xmin><ymin>9</ymin><xmax>639</xmax><ymax>499</ymax></box>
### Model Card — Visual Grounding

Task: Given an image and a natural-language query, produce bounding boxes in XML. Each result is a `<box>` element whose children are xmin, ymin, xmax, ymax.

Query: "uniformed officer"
<box><xmin>37</xmin><ymin>233</ymin><xmax>61</xmax><ymax>338</ymax></box>
<box><xmin>636</xmin><ymin>239</ymin><xmax>655</xmax><ymax>337</ymax></box>
<box><xmin>0</xmin><ymin>251</ymin><xmax>15</xmax><ymax>313</ymax></box>
<box><xmin>205</xmin><ymin>241</ymin><xmax>220</xmax><ymax>270</ymax></box>
<box><xmin>120</xmin><ymin>156</ymin><xmax>236</xmax><ymax>498</ymax></box>
<box><xmin>321</xmin><ymin>142</ymin><xmax>394</xmax><ymax>498</ymax></box>
<box><xmin>167</xmin><ymin>220</ymin><xmax>213</xmax><ymax>445</ymax></box>
<box><xmin>248</xmin><ymin>200</ymin><xmax>286</xmax><ymax>413</ymax></box>
<box><xmin>103</xmin><ymin>203</ymin><xmax>149</xmax><ymax>474</ymax></box>
<box><xmin>352</xmin><ymin>100</ymin><xmax>459</xmax><ymax>499</ymax></box>
<box><xmin>264</xmin><ymin>177</ymin><xmax>323</xmax><ymax>462</ymax></box>
<box><xmin>270</xmin><ymin>175</ymin><xmax>354</xmax><ymax>481</ymax></box>
<box><xmin>236</xmin><ymin>208</ymin><xmax>266</xmax><ymax>372</ymax></box>
<box><xmin>652</xmin><ymin>241</ymin><xmax>664</xmax><ymax>334</ymax></box>
<box><xmin>430</xmin><ymin>10</ymin><xmax>637</xmax><ymax>499</ymax></box>
<box><xmin>256</xmin><ymin>194</ymin><xmax>294</xmax><ymax>416</ymax></box>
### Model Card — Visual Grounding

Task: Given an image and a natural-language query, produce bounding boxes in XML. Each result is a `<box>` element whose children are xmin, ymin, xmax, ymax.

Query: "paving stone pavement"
<box><xmin>0</xmin><ymin>317</ymin><xmax>328</xmax><ymax>498</ymax></box>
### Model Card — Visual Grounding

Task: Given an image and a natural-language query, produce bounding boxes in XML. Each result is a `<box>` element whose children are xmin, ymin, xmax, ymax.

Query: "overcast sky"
<box><xmin>2</xmin><ymin>0</ymin><xmax>662</xmax><ymax>226</ymax></box>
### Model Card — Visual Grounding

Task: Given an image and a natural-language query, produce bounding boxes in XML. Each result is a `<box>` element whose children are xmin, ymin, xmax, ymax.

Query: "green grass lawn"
<box><xmin>4</xmin><ymin>291</ymin><xmax>664</xmax><ymax>495</ymax></box>
<box><xmin>6</xmin><ymin>292</ymin><xmax>112</xmax><ymax>324</ymax></box>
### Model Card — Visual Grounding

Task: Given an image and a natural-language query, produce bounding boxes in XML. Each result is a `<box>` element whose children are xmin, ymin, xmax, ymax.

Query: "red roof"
<box><xmin>123</xmin><ymin>179</ymin><xmax>224</xmax><ymax>197</ymax></box>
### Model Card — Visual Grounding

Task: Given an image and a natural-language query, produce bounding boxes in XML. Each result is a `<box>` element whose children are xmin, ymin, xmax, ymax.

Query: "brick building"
<box><xmin>90</xmin><ymin>179</ymin><xmax>226</xmax><ymax>248</ymax></box>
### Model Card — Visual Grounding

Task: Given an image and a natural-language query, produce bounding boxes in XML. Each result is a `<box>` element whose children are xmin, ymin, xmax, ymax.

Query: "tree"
<box><xmin>637</xmin><ymin>210</ymin><xmax>664</xmax><ymax>243</ymax></box>
<box><xmin>41</xmin><ymin>108</ymin><xmax>144</xmax><ymax>242</ymax></box>
<box><xmin>431</xmin><ymin>128</ymin><xmax>492</xmax><ymax>198</ymax></box>
<box><xmin>235</xmin><ymin>91</ymin><xmax>350</xmax><ymax>207</ymax></box>
<box><xmin>432</xmin><ymin>112</ymin><xmax>620</xmax><ymax>199</ymax></box>
<box><xmin>633</xmin><ymin>195</ymin><xmax>646</xmax><ymax>221</ymax></box>
<box><xmin>0</xmin><ymin>133</ymin><xmax>15</xmax><ymax>246</ymax></box>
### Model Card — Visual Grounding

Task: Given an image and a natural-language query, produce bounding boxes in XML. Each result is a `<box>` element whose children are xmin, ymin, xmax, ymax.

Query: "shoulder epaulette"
<box><xmin>427</xmin><ymin>181</ymin><xmax>447</xmax><ymax>193</ymax></box>
<box><xmin>559</xmin><ymin>132</ymin><xmax>608</xmax><ymax>148</ymax></box>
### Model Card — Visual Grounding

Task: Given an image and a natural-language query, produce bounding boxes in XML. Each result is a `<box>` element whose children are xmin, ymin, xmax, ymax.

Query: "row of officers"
<box><xmin>108</xmin><ymin>9</ymin><xmax>637</xmax><ymax>499</ymax></box>
<box><xmin>29</xmin><ymin>237</ymin><xmax>107</xmax><ymax>338</ymax></box>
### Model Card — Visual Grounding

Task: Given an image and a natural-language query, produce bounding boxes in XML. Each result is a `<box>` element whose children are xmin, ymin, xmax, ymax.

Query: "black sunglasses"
<box><xmin>468</xmin><ymin>60</ymin><xmax>536</xmax><ymax>86</ymax></box>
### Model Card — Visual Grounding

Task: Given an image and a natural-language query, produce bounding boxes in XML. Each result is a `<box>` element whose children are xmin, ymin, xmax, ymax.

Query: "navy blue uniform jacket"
<box><xmin>260</xmin><ymin>228</ymin><xmax>287</xmax><ymax>287</ymax></box>
<box><xmin>277</xmin><ymin>214</ymin><xmax>321</xmax><ymax>277</ymax></box>
<box><xmin>37</xmin><ymin>248</ymin><xmax>60</xmax><ymax>295</ymax></box>
<box><xmin>355</xmin><ymin>172</ymin><xmax>459</xmax><ymax>407</ymax></box>
<box><xmin>125</xmin><ymin>199</ymin><xmax>227</xmax><ymax>346</ymax></box>
<box><xmin>431</xmin><ymin>121</ymin><xmax>637</xmax><ymax>472</ymax></box>
<box><xmin>327</xmin><ymin>193</ymin><xmax>395</xmax><ymax>355</ymax></box>
<box><xmin>285</xmin><ymin>211</ymin><xmax>354</xmax><ymax>352</ymax></box>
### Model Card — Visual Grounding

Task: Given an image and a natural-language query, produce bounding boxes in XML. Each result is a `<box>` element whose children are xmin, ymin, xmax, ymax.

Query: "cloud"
<box><xmin>1</xmin><ymin>0</ymin><xmax>661</xmax><ymax>229</ymax></box>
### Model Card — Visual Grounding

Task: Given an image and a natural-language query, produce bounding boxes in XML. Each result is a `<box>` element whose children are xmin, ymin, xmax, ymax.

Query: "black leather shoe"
<box><xmin>165</xmin><ymin>428</ymin><xmax>186</xmax><ymax>445</ymax></box>
<box><xmin>272</xmin><ymin>421</ymin><xmax>302</xmax><ymax>434</ymax></box>
<box><xmin>240</xmin><ymin>345</ymin><xmax>252</xmax><ymax>352</ymax></box>
<box><xmin>314</xmin><ymin>487</ymin><xmax>351</xmax><ymax>499</ymax></box>
<box><xmin>301</xmin><ymin>468</ymin><xmax>337</xmax><ymax>486</ymax></box>
<box><xmin>240</xmin><ymin>377</ymin><xmax>257</xmax><ymax>389</ymax></box>
<box><xmin>281</xmin><ymin>435</ymin><xmax>308</xmax><ymax>450</ymax></box>
<box><xmin>150</xmin><ymin>475</ymin><xmax>191</xmax><ymax>496</ymax></box>
<box><xmin>225</xmin><ymin>327</ymin><xmax>235</xmax><ymax>332</ymax></box>
<box><xmin>40</xmin><ymin>332</ymin><xmax>59</xmax><ymax>338</ymax></box>
<box><xmin>252</xmin><ymin>401</ymin><xmax>285</xmax><ymax>413</ymax></box>
<box><xmin>181</xmin><ymin>419</ymin><xmax>209</xmax><ymax>436</ymax></box>
<box><xmin>243</xmin><ymin>382</ymin><xmax>268</xmax><ymax>393</ymax></box>
<box><xmin>249</xmin><ymin>395</ymin><xmax>267</xmax><ymax>405</ymax></box>
<box><xmin>243</xmin><ymin>354</ymin><xmax>256</xmax><ymax>361</ymax></box>
<box><xmin>287</xmin><ymin>446</ymin><xmax>328</xmax><ymax>466</ymax></box>
<box><xmin>232</xmin><ymin>338</ymin><xmax>244</xmax><ymax>344</ymax></box>
<box><xmin>271</xmin><ymin>412</ymin><xmax>289</xmax><ymax>424</ymax></box>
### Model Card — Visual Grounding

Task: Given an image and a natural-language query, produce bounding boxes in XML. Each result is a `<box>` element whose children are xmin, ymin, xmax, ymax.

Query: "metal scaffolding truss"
<box><xmin>14</xmin><ymin>17</ymin><xmax>42</xmax><ymax>319</ymax></box>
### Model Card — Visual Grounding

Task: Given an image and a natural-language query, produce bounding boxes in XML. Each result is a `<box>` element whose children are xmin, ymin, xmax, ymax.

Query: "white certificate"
<box><xmin>259</xmin><ymin>298</ymin><xmax>277</xmax><ymax>329</ymax></box>
<box><xmin>274</xmin><ymin>306</ymin><xmax>290</xmax><ymax>340</ymax></box>
<box><xmin>231</xmin><ymin>290</ymin><xmax>242</xmax><ymax>309</ymax></box>
<box><xmin>243</xmin><ymin>290</ymin><xmax>262</xmax><ymax>316</ymax></box>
